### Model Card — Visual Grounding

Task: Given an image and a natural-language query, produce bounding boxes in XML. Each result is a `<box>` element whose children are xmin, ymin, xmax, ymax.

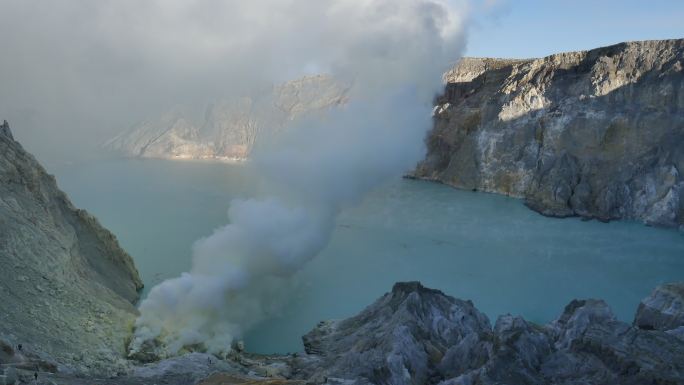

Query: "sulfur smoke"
<box><xmin>130</xmin><ymin>0</ymin><xmax>467</xmax><ymax>356</ymax></box>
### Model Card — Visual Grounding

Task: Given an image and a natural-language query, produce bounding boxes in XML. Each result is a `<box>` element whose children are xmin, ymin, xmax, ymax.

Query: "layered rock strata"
<box><xmin>0</xmin><ymin>121</ymin><xmax>143</xmax><ymax>375</ymax></box>
<box><xmin>414</xmin><ymin>39</ymin><xmax>684</xmax><ymax>226</ymax></box>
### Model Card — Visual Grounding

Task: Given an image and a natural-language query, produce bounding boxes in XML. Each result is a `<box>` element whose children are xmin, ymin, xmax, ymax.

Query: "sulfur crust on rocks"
<box><xmin>0</xmin><ymin>120</ymin><xmax>143</xmax><ymax>375</ymax></box>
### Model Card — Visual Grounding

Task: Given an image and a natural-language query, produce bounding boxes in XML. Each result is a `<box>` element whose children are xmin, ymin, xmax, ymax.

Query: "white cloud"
<box><xmin>109</xmin><ymin>0</ymin><xmax>470</xmax><ymax>356</ymax></box>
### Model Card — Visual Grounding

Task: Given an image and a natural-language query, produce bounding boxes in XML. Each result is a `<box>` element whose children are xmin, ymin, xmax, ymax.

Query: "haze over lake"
<box><xmin>50</xmin><ymin>158</ymin><xmax>684</xmax><ymax>354</ymax></box>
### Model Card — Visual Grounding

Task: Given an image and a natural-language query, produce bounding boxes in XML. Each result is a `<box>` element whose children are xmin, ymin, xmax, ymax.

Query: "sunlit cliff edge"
<box><xmin>107</xmin><ymin>39</ymin><xmax>684</xmax><ymax>227</ymax></box>
<box><xmin>414</xmin><ymin>39</ymin><xmax>684</xmax><ymax>227</ymax></box>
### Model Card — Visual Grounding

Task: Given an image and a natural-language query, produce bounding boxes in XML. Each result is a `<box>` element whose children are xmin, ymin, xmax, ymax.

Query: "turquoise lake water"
<box><xmin>49</xmin><ymin>158</ymin><xmax>684</xmax><ymax>354</ymax></box>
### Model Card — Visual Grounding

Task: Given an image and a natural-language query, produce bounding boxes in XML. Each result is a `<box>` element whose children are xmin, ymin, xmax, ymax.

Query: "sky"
<box><xmin>0</xmin><ymin>0</ymin><xmax>683</xmax><ymax>160</ymax></box>
<box><xmin>467</xmin><ymin>0</ymin><xmax>684</xmax><ymax>58</ymax></box>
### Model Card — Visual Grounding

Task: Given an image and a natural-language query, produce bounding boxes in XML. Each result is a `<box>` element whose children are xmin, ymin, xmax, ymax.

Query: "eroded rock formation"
<box><xmin>0</xmin><ymin>121</ymin><xmax>143</xmax><ymax>375</ymax></box>
<box><xmin>291</xmin><ymin>281</ymin><xmax>684</xmax><ymax>385</ymax></box>
<box><xmin>414</xmin><ymin>39</ymin><xmax>684</xmax><ymax>227</ymax></box>
<box><xmin>2</xmin><ymin>275</ymin><xmax>683</xmax><ymax>384</ymax></box>
<box><xmin>634</xmin><ymin>282</ymin><xmax>684</xmax><ymax>340</ymax></box>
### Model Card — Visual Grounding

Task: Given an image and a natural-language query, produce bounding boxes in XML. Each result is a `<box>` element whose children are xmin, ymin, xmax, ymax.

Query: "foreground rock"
<box><xmin>0</xmin><ymin>121</ymin><xmax>143</xmax><ymax>375</ymax></box>
<box><xmin>414</xmin><ymin>39</ymin><xmax>684</xmax><ymax>226</ymax></box>
<box><xmin>291</xmin><ymin>282</ymin><xmax>684</xmax><ymax>385</ymax></box>
<box><xmin>634</xmin><ymin>282</ymin><xmax>684</xmax><ymax>339</ymax></box>
<box><xmin>3</xmin><ymin>278</ymin><xmax>684</xmax><ymax>384</ymax></box>
<box><xmin>296</xmin><ymin>282</ymin><xmax>492</xmax><ymax>385</ymax></box>
<box><xmin>104</xmin><ymin>75</ymin><xmax>348</xmax><ymax>161</ymax></box>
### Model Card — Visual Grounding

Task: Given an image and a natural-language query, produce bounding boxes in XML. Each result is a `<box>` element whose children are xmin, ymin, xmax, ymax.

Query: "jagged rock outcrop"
<box><xmin>292</xmin><ymin>281</ymin><xmax>684</xmax><ymax>385</ymax></box>
<box><xmin>104</xmin><ymin>75</ymin><xmax>348</xmax><ymax>160</ymax></box>
<box><xmin>0</xmin><ymin>121</ymin><xmax>143</xmax><ymax>375</ymax></box>
<box><xmin>414</xmin><ymin>39</ymin><xmax>684</xmax><ymax>227</ymax></box>
<box><xmin>3</xmin><ymin>279</ymin><xmax>684</xmax><ymax>384</ymax></box>
<box><xmin>297</xmin><ymin>282</ymin><xmax>492</xmax><ymax>385</ymax></box>
<box><xmin>634</xmin><ymin>282</ymin><xmax>684</xmax><ymax>340</ymax></box>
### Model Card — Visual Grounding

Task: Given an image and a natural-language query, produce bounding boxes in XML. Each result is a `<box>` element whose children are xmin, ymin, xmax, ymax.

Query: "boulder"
<box><xmin>634</xmin><ymin>282</ymin><xmax>684</xmax><ymax>332</ymax></box>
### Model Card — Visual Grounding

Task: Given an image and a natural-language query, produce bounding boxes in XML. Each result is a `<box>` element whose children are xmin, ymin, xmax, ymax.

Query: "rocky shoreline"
<box><xmin>414</xmin><ymin>39</ymin><xmax>684</xmax><ymax>227</ymax></box>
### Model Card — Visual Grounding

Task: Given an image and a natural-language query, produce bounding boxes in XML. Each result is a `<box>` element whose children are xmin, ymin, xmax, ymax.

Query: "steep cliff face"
<box><xmin>104</xmin><ymin>75</ymin><xmax>348</xmax><ymax>161</ymax></box>
<box><xmin>0</xmin><ymin>121</ymin><xmax>143</xmax><ymax>374</ymax></box>
<box><xmin>415</xmin><ymin>39</ymin><xmax>684</xmax><ymax>226</ymax></box>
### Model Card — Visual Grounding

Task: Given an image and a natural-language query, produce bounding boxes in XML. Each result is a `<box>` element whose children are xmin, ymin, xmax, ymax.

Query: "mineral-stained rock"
<box><xmin>0</xmin><ymin>122</ymin><xmax>143</xmax><ymax>375</ymax></box>
<box><xmin>130</xmin><ymin>352</ymin><xmax>247</xmax><ymax>384</ymax></box>
<box><xmin>414</xmin><ymin>39</ymin><xmax>684</xmax><ymax>227</ymax></box>
<box><xmin>634</xmin><ymin>282</ymin><xmax>684</xmax><ymax>332</ymax></box>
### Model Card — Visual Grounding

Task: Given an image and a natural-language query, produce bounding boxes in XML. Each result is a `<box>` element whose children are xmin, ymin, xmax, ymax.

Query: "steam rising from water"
<box><xmin>130</xmin><ymin>0</ymin><xmax>466</xmax><ymax>356</ymax></box>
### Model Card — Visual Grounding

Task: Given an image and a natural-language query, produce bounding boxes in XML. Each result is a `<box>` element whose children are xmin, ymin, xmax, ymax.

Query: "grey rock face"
<box><xmin>0</xmin><ymin>120</ymin><xmax>12</xmax><ymax>140</ymax></box>
<box><xmin>634</xmin><ymin>282</ymin><xmax>684</xmax><ymax>333</ymax></box>
<box><xmin>3</xmin><ymin>280</ymin><xmax>683</xmax><ymax>384</ymax></box>
<box><xmin>297</xmin><ymin>282</ymin><xmax>492</xmax><ymax>385</ymax></box>
<box><xmin>104</xmin><ymin>75</ymin><xmax>348</xmax><ymax>161</ymax></box>
<box><xmin>2</xmin><ymin>367</ymin><xmax>17</xmax><ymax>385</ymax></box>
<box><xmin>293</xmin><ymin>282</ymin><xmax>684</xmax><ymax>385</ymax></box>
<box><xmin>0</xmin><ymin>122</ymin><xmax>143</xmax><ymax>375</ymax></box>
<box><xmin>415</xmin><ymin>39</ymin><xmax>684</xmax><ymax>226</ymax></box>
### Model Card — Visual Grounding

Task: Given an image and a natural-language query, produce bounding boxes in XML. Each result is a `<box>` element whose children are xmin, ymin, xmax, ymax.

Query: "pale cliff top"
<box><xmin>446</xmin><ymin>38</ymin><xmax>684</xmax><ymax>83</ymax></box>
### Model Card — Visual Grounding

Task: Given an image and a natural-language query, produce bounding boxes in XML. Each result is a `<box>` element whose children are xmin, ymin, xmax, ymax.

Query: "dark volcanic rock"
<box><xmin>293</xmin><ymin>282</ymin><xmax>684</xmax><ymax>385</ymax></box>
<box><xmin>298</xmin><ymin>282</ymin><xmax>492</xmax><ymax>385</ymax></box>
<box><xmin>634</xmin><ymin>282</ymin><xmax>684</xmax><ymax>335</ymax></box>
<box><xmin>414</xmin><ymin>39</ymin><xmax>684</xmax><ymax>227</ymax></box>
<box><xmin>541</xmin><ymin>298</ymin><xmax>684</xmax><ymax>385</ymax></box>
<box><xmin>3</xmin><ymin>277</ymin><xmax>684</xmax><ymax>384</ymax></box>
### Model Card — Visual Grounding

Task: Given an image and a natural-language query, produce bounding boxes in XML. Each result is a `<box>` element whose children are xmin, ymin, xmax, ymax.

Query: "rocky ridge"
<box><xmin>5</xmin><ymin>280</ymin><xmax>683</xmax><ymax>385</ymax></box>
<box><xmin>104</xmin><ymin>75</ymin><xmax>348</xmax><ymax>161</ymax></box>
<box><xmin>414</xmin><ymin>39</ymin><xmax>684</xmax><ymax>227</ymax></box>
<box><xmin>0</xmin><ymin>121</ymin><xmax>143</xmax><ymax>375</ymax></box>
<box><xmin>291</xmin><ymin>281</ymin><xmax>684</xmax><ymax>385</ymax></box>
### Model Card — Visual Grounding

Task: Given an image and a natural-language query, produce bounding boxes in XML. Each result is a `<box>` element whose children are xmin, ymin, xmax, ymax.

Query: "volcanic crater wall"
<box><xmin>0</xmin><ymin>120</ymin><xmax>143</xmax><ymax>374</ymax></box>
<box><xmin>415</xmin><ymin>39</ymin><xmax>684</xmax><ymax>227</ymax></box>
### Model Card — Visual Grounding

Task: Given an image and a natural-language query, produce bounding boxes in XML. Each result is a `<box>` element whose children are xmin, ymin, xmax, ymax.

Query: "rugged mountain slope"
<box><xmin>104</xmin><ymin>75</ymin><xmax>348</xmax><ymax>160</ymax></box>
<box><xmin>0</xmin><ymin>121</ymin><xmax>143</xmax><ymax>374</ymax></box>
<box><xmin>414</xmin><ymin>39</ymin><xmax>684</xmax><ymax>227</ymax></box>
<box><xmin>3</xmin><ymin>279</ymin><xmax>683</xmax><ymax>384</ymax></box>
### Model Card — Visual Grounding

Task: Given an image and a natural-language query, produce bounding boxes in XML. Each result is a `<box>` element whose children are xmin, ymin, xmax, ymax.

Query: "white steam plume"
<box><xmin>130</xmin><ymin>0</ymin><xmax>467</xmax><ymax>356</ymax></box>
